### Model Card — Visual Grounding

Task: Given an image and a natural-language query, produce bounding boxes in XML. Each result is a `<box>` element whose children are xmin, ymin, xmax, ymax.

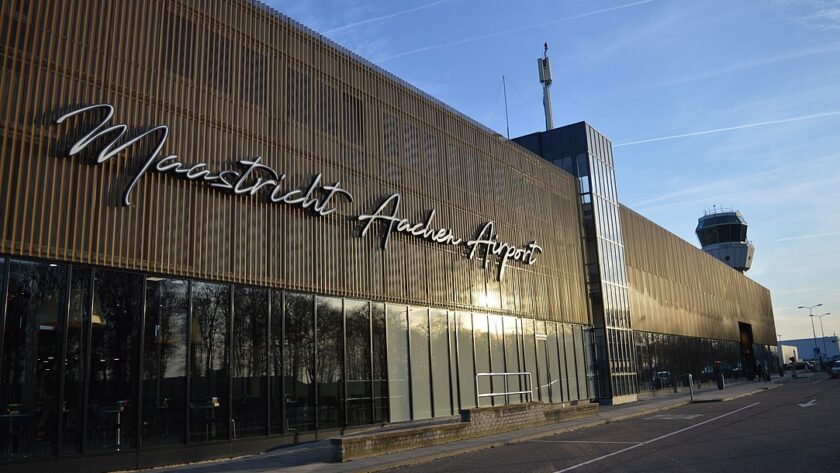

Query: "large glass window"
<box><xmin>386</xmin><ymin>305</ymin><xmax>410</xmax><ymax>422</ymax></box>
<box><xmin>142</xmin><ymin>277</ymin><xmax>188</xmax><ymax>446</ymax></box>
<box><xmin>536</xmin><ymin>321</ymin><xmax>550</xmax><ymax>403</ymax></box>
<box><xmin>345</xmin><ymin>299</ymin><xmax>371</xmax><ymax>426</ymax></box>
<box><xmin>488</xmin><ymin>315</ymin><xmax>506</xmax><ymax>405</ymax></box>
<box><xmin>503</xmin><ymin>316</ymin><xmax>522</xmax><ymax>403</ymax></box>
<box><xmin>88</xmin><ymin>269</ymin><xmax>142</xmax><ymax>452</ymax></box>
<box><xmin>456</xmin><ymin>312</ymin><xmax>476</xmax><ymax>409</ymax></box>
<box><xmin>448</xmin><ymin>312</ymin><xmax>459</xmax><ymax>411</ymax></box>
<box><xmin>190</xmin><ymin>282</ymin><xmax>230</xmax><ymax>442</ymax></box>
<box><xmin>62</xmin><ymin>267</ymin><xmax>91</xmax><ymax>454</ymax></box>
<box><xmin>522</xmin><ymin>319</ymin><xmax>537</xmax><ymax>401</ymax></box>
<box><xmin>371</xmin><ymin>303</ymin><xmax>388</xmax><ymax>423</ymax></box>
<box><xmin>269</xmin><ymin>290</ymin><xmax>284</xmax><ymax>434</ymax></box>
<box><xmin>430</xmin><ymin>309</ymin><xmax>451</xmax><ymax>417</ymax></box>
<box><xmin>547</xmin><ymin>323</ymin><xmax>563</xmax><ymax>403</ymax></box>
<box><xmin>1</xmin><ymin>260</ymin><xmax>66</xmax><ymax>458</ymax></box>
<box><xmin>473</xmin><ymin>314</ymin><xmax>491</xmax><ymax>407</ymax></box>
<box><xmin>284</xmin><ymin>293</ymin><xmax>315</xmax><ymax>432</ymax></box>
<box><xmin>574</xmin><ymin>326</ymin><xmax>589</xmax><ymax>400</ymax></box>
<box><xmin>409</xmin><ymin>307</ymin><xmax>431</xmax><ymax>419</ymax></box>
<box><xmin>563</xmin><ymin>324</ymin><xmax>579</xmax><ymax>401</ymax></box>
<box><xmin>232</xmin><ymin>286</ymin><xmax>268</xmax><ymax>437</ymax></box>
<box><xmin>316</xmin><ymin>296</ymin><xmax>343</xmax><ymax>429</ymax></box>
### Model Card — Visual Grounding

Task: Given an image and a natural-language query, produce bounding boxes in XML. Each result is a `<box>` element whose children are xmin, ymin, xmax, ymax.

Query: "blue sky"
<box><xmin>267</xmin><ymin>0</ymin><xmax>840</xmax><ymax>342</ymax></box>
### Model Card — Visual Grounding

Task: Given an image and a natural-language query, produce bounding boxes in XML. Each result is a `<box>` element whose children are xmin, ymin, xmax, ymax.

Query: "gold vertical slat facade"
<box><xmin>0</xmin><ymin>0</ymin><xmax>588</xmax><ymax>324</ymax></box>
<box><xmin>621</xmin><ymin>205</ymin><xmax>775</xmax><ymax>345</ymax></box>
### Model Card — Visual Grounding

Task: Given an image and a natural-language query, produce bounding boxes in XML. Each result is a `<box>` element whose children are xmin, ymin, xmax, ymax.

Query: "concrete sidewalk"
<box><xmin>150</xmin><ymin>376</ymin><xmax>802</xmax><ymax>473</ymax></box>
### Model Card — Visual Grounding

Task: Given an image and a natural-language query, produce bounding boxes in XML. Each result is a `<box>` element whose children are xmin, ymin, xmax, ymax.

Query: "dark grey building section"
<box><xmin>515</xmin><ymin>123</ymin><xmax>638</xmax><ymax>404</ymax></box>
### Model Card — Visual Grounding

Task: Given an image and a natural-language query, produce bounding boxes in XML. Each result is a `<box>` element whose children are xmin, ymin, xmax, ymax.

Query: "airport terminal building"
<box><xmin>0</xmin><ymin>1</ymin><xmax>775</xmax><ymax>471</ymax></box>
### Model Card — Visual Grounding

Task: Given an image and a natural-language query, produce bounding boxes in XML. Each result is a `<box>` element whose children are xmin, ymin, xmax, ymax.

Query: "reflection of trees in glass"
<box><xmin>3</xmin><ymin>261</ymin><xmax>66</xmax><ymax>405</ymax></box>
<box><xmin>270</xmin><ymin>292</ymin><xmax>283</xmax><ymax>377</ymax></box>
<box><xmin>92</xmin><ymin>271</ymin><xmax>143</xmax><ymax>391</ymax></box>
<box><xmin>189</xmin><ymin>282</ymin><xmax>230</xmax><ymax>441</ymax></box>
<box><xmin>89</xmin><ymin>269</ymin><xmax>143</xmax><ymax>450</ymax></box>
<box><xmin>63</xmin><ymin>267</ymin><xmax>91</xmax><ymax>454</ymax></box>
<box><xmin>371</xmin><ymin>303</ymin><xmax>388</xmax><ymax>422</ymax></box>
<box><xmin>345</xmin><ymin>300</ymin><xmax>370</xmax><ymax>384</ymax></box>
<box><xmin>284</xmin><ymin>293</ymin><xmax>314</xmax><ymax>430</ymax></box>
<box><xmin>144</xmin><ymin>280</ymin><xmax>188</xmax><ymax>382</ymax></box>
<box><xmin>345</xmin><ymin>300</ymin><xmax>370</xmax><ymax>425</ymax></box>
<box><xmin>232</xmin><ymin>286</ymin><xmax>267</xmax><ymax>437</ymax></box>
<box><xmin>142</xmin><ymin>278</ymin><xmax>188</xmax><ymax>445</ymax></box>
<box><xmin>191</xmin><ymin>283</ymin><xmax>229</xmax><ymax>377</ymax></box>
<box><xmin>269</xmin><ymin>290</ymin><xmax>284</xmax><ymax>433</ymax></box>
<box><xmin>317</xmin><ymin>297</ymin><xmax>343</xmax><ymax>384</ymax></box>
<box><xmin>232</xmin><ymin>287</ymin><xmax>267</xmax><ymax>380</ymax></box>
<box><xmin>316</xmin><ymin>297</ymin><xmax>343</xmax><ymax>428</ymax></box>
<box><xmin>2</xmin><ymin>260</ymin><xmax>67</xmax><ymax>457</ymax></box>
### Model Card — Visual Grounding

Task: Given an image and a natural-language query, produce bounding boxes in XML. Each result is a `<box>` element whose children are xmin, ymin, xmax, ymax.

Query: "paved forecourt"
<box><xmin>402</xmin><ymin>374</ymin><xmax>840</xmax><ymax>473</ymax></box>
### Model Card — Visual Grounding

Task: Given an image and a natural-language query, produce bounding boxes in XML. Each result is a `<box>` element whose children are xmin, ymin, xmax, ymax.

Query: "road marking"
<box><xmin>811</xmin><ymin>377</ymin><xmax>826</xmax><ymax>384</ymax></box>
<box><xmin>798</xmin><ymin>399</ymin><xmax>817</xmax><ymax>408</ymax></box>
<box><xmin>644</xmin><ymin>414</ymin><xmax>703</xmax><ymax>420</ymax></box>
<box><xmin>552</xmin><ymin>402</ymin><xmax>760</xmax><ymax>473</ymax></box>
<box><xmin>529</xmin><ymin>440</ymin><xmax>641</xmax><ymax>445</ymax></box>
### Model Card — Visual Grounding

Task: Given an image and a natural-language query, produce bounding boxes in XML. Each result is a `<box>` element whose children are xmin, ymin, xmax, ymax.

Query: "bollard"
<box><xmin>688</xmin><ymin>374</ymin><xmax>694</xmax><ymax>401</ymax></box>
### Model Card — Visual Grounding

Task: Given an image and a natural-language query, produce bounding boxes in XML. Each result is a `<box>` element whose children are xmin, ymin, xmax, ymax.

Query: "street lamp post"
<box><xmin>816</xmin><ymin>312</ymin><xmax>831</xmax><ymax>357</ymax></box>
<box><xmin>798</xmin><ymin>304</ymin><xmax>823</xmax><ymax>367</ymax></box>
<box><xmin>776</xmin><ymin>333</ymin><xmax>785</xmax><ymax>377</ymax></box>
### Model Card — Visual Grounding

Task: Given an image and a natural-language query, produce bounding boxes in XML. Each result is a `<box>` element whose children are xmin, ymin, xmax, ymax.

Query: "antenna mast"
<box><xmin>537</xmin><ymin>42</ymin><xmax>554</xmax><ymax>130</ymax></box>
<box><xmin>502</xmin><ymin>75</ymin><xmax>510</xmax><ymax>139</ymax></box>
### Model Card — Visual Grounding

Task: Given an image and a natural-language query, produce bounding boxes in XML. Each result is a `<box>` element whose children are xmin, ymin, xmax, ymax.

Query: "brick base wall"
<box><xmin>331</xmin><ymin>402</ymin><xmax>598</xmax><ymax>462</ymax></box>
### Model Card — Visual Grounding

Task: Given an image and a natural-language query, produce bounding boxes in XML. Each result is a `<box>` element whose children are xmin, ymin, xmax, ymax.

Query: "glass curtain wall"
<box><xmin>634</xmin><ymin>331</ymin><xmax>748</xmax><ymax>392</ymax></box>
<box><xmin>473</xmin><ymin>314</ymin><xmax>491</xmax><ymax>407</ymax></box>
<box><xmin>503</xmin><ymin>317</ymin><xmax>522</xmax><ymax>403</ymax></box>
<box><xmin>385</xmin><ymin>305</ymin><xmax>410</xmax><ymax>422</ymax></box>
<box><xmin>371</xmin><ymin>303</ymin><xmax>388</xmax><ymax>423</ymax></box>
<box><xmin>142</xmin><ymin>278</ymin><xmax>188</xmax><ymax>446</ymax></box>
<box><xmin>0</xmin><ymin>256</ymin><xmax>611</xmax><ymax>465</ymax></box>
<box><xmin>232</xmin><ymin>287</ymin><xmax>268</xmax><ymax>437</ymax></box>
<box><xmin>189</xmin><ymin>282</ymin><xmax>230</xmax><ymax>442</ymax></box>
<box><xmin>345</xmin><ymin>300</ymin><xmax>371</xmax><ymax>425</ymax></box>
<box><xmin>456</xmin><ymin>312</ymin><xmax>476</xmax><ymax>410</ymax></box>
<box><xmin>63</xmin><ymin>267</ymin><xmax>91</xmax><ymax>454</ymax></box>
<box><xmin>429</xmin><ymin>309</ymin><xmax>451</xmax><ymax>417</ymax></box>
<box><xmin>488</xmin><ymin>315</ymin><xmax>505</xmax><ymax>405</ymax></box>
<box><xmin>316</xmin><ymin>297</ymin><xmax>344</xmax><ymax>429</ymax></box>
<box><xmin>269</xmin><ymin>291</ymin><xmax>284</xmax><ymax>433</ymax></box>
<box><xmin>547</xmin><ymin>323</ymin><xmax>563</xmax><ymax>403</ymax></box>
<box><xmin>284</xmin><ymin>293</ymin><xmax>315</xmax><ymax>432</ymax></box>
<box><xmin>408</xmin><ymin>307</ymin><xmax>431</xmax><ymax>420</ymax></box>
<box><xmin>1</xmin><ymin>260</ymin><xmax>66</xmax><ymax>458</ymax></box>
<box><xmin>87</xmin><ymin>270</ymin><xmax>143</xmax><ymax>452</ymax></box>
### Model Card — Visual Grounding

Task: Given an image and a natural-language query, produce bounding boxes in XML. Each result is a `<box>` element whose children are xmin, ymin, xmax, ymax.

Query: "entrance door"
<box><xmin>739</xmin><ymin>322</ymin><xmax>756</xmax><ymax>380</ymax></box>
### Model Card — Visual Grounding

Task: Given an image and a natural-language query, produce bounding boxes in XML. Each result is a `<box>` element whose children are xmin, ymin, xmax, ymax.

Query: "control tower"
<box><xmin>695</xmin><ymin>207</ymin><xmax>754</xmax><ymax>272</ymax></box>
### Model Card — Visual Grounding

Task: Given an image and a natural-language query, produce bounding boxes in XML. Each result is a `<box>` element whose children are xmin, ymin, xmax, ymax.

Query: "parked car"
<box><xmin>830</xmin><ymin>361</ymin><xmax>840</xmax><ymax>379</ymax></box>
<box><xmin>652</xmin><ymin>371</ymin><xmax>672</xmax><ymax>389</ymax></box>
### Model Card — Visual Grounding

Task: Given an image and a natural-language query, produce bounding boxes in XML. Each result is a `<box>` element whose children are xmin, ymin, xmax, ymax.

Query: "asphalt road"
<box><xmin>401</xmin><ymin>376</ymin><xmax>840</xmax><ymax>473</ymax></box>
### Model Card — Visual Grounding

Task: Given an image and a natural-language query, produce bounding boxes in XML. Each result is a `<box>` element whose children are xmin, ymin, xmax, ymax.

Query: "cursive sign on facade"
<box><xmin>358</xmin><ymin>193</ymin><xmax>542</xmax><ymax>279</ymax></box>
<box><xmin>54</xmin><ymin>104</ymin><xmax>353</xmax><ymax>215</ymax></box>
<box><xmin>53</xmin><ymin>104</ymin><xmax>541</xmax><ymax>278</ymax></box>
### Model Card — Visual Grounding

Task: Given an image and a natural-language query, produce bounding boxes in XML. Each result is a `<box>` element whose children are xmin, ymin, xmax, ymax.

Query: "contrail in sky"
<box><xmin>324</xmin><ymin>0</ymin><xmax>449</xmax><ymax>34</ymax></box>
<box><xmin>614</xmin><ymin>111</ymin><xmax>840</xmax><ymax>147</ymax></box>
<box><xmin>775</xmin><ymin>231</ymin><xmax>840</xmax><ymax>243</ymax></box>
<box><xmin>379</xmin><ymin>0</ymin><xmax>657</xmax><ymax>62</ymax></box>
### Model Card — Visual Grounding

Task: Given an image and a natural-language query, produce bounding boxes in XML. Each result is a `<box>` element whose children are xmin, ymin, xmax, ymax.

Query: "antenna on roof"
<box><xmin>502</xmin><ymin>75</ymin><xmax>510</xmax><ymax>139</ymax></box>
<box><xmin>537</xmin><ymin>42</ymin><xmax>554</xmax><ymax>131</ymax></box>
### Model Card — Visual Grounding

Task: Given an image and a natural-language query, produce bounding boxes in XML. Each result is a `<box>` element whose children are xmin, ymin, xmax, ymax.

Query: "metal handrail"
<box><xmin>476</xmin><ymin>372</ymin><xmax>533</xmax><ymax>403</ymax></box>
